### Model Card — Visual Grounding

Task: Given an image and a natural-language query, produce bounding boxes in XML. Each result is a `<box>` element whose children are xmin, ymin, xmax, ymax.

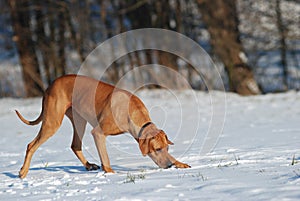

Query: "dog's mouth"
<box><xmin>156</xmin><ymin>160</ymin><xmax>174</xmax><ymax>169</ymax></box>
<box><xmin>148</xmin><ymin>154</ymin><xmax>173</xmax><ymax>169</ymax></box>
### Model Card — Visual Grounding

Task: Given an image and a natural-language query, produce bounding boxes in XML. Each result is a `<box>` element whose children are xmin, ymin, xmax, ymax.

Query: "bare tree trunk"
<box><xmin>154</xmin><ymin>1</ymin><xmax>180</xmax><ymax>87</ymax></box>
<box><xmin>34</xmin><ymin>0</ymin><xmax>52</xmax><ymax>85</ymax></box>
<box><xmin>56</xmin><ymin>6</ymin><xmax>66</xmax><ymax>77</ymax></box>
<box><xmin>98</xmin><ymin>0</ymin><xmax>119</xmax><ymax>83</ymax></box>
<box><xmin>47</xmin><ymin>0</ymin><xmax>57</xmax><ymax>83</ymax></box>
<box><xmin>9</xmin><ymin>0</ymin><xmax>44</xmax><ymax>97</ymax></box>
<box><xmin>64</xmin><ymin>4</ymin><xmax>85</xmax><ymax>63</ymax></box>
<box><xmin>275</xmin><ymin>0</ymin><xmax>288</xmax><ymax>90</ymax></box>
<box><xmin>197</xmin><ymin>0</ymin><xmax>261</xmax><ymax>95</ymax></box>
<box><xmin>175</xmin><ymin>0</ymin><xmax>183</xmax><ymax>33</ymax></box>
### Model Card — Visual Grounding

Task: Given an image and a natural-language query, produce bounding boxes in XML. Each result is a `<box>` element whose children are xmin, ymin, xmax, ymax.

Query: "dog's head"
<box><xmin>138</xmin><ymin>129</ymin><xmax>174</xmax><ymax>168</ymax></box>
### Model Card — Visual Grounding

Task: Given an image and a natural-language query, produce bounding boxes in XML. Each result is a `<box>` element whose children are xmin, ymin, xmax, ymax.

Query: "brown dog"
<box><xmin>16</xmin><ymin>74</ymin><xmax>190</xmax><ymax>178</ymax></box>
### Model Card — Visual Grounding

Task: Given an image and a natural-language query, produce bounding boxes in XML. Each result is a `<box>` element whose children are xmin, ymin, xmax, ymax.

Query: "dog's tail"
<box><xmin>15</xmin><ymin>109</ymin><xmax>43</xmax><ymax>126</ymax></box>
<box><xmin>15</xmin><ymin>98</ymin><xmax>44</xmax><ymax>126</ymax></box>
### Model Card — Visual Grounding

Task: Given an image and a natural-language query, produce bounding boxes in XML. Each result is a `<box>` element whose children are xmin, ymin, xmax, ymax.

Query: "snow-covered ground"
<box><xmin>0</xmin><ymin>90</ymin><xmax>300</xmax><ymax>200</ymax></box>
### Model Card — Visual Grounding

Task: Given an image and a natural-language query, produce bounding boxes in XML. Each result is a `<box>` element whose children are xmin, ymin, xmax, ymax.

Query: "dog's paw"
<box><xmin>19</xmin><ymin>168</ymin><xmax>28</xmax><ymax>179</ymax></box>
<box><xmin>101</xmin><ymin>164</ymin><xmax>115</xmax><ymax>173</ymax></box>
<box><xmin>85</xmin><ymin>162</ymin><xmax>100</xmax><ymax>171</ymax></box>
<box><xmin>173</xmin><ymin>161</ymin><xmax>191</xmax><ymax>169</ymax></box>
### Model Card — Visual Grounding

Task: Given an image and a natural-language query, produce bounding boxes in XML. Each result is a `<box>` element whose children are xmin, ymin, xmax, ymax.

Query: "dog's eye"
<box><xmin>156</xmin><ymin>148</ymin><xmax>162</xmax><ymax>152</ymax></box>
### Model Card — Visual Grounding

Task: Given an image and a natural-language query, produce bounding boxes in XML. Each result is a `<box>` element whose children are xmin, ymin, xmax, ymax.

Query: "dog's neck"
<box><xmin>137</xmin><ymin>122</ymin><xmax>152</xmax><ymax>139</ymax></box>
<box><xmin>129</xmin><ymin>121</ymin><xmax>157</xmax><ymax>140</ymax></box>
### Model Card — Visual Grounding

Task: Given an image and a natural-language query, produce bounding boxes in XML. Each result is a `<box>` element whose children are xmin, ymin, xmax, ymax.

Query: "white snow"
<box><xmin>0</xmin><ymin>90</ymin><xmax>300</xmax><ymax>200</ymax></box>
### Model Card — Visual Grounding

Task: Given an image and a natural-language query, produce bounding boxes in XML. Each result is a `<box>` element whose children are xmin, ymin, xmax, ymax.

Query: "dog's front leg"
<box><xmin>91</xmin><ymin>126</ymin><xmax>115</xmax><ymax>173</ymax></box>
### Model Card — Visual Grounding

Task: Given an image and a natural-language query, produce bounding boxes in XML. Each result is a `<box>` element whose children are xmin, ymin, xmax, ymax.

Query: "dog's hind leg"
<box><xmin>19</xmin><ymin>120</ymin><xmax>63</xmax><ymax>178</ymax></box>
<box><xmin>19</xmin><ymin>98</ymin><xmax>66</xmax><ymax>179</ymax></box>
<box><xmin>65</xmin><ymin>108</ymin><xmax>100</xmax><ymax>171</ymax></box>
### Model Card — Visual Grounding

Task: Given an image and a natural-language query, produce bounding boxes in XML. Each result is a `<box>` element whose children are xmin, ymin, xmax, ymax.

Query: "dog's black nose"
<box><xmin>166</xmin><ymin>162</ymin><xmax>173</xmax><ymax>169</ymax></box>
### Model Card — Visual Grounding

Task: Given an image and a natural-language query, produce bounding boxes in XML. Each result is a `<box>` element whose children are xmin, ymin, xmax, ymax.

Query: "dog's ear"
<box><xmin>167</xmin><ymin>139</ymin><xmax>174</xmax><ymax>145</ymax></box>
<box><xmin>166</xmin><ymin>136</ymin><xmax>174</xmax><ymax>145</ymax></box>
<box><xmin>159</xmin><ymin>130</ymin><xmax>174</xmax><ymax>145</ymax></box>
<box><xmin>138</xmin><ymin>138</ymin><xmax>150</xmax><ymax>156</ymax></box>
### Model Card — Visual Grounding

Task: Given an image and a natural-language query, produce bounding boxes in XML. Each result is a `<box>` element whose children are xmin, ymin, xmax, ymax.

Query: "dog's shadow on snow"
<box><xmin>30</xmin><ymin>165</ymin><xmax>94</xmax><ymax>174</ymax></box>
<box><xmin>3</xmin><ymin>172</ymin><xmax>19</xmax><ymax>179</ymax></box>
<box><xmin>2</xmin><ymin>166</ymin><xmax>88</xmax><ymax>179</ymax></box>
<box><xmin>30</xmin><ymin>165</ymin><xmax>152</xmax><ymax>173</ymax></box>
<box><xmin>3</xmin><ymin>165</ymin><xmax>154</xmax><ymax>178</ymax></box>
<box><xmin>29</xmin><ymin>165</ymin><xmax>146</xmax><ymax>174</ymax></box>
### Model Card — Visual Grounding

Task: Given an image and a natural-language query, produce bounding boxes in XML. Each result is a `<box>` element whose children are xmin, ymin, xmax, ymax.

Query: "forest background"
<box><xmin>0</xmin><ymin>0</ymin><xmax>299</xmax><ymax>97</ymax></box>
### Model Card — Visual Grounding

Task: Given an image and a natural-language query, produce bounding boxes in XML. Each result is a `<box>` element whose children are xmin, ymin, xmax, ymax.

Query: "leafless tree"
<box><xmin>275</xmin><ymin>0</ymin><xmax>288</xmax><ymax>89</ymax></box>
<box><xmin>8</xmin><ymin>0</ymin><xmax>44</xmax><ymax>97</ymax></box>
<box><xmin>197</xmin><ymin>0</ymin><xmax>261</xmax><ymax>95</ymax></box>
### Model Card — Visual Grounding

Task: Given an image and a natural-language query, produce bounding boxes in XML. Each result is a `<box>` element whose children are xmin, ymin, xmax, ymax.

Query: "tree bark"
<box><xmin>34</xmin><ymin>0</ymin><xmax>53</xmax><ymax>85</ymax></box>
<box><xmin>154</xmin><ymin>1</ymin><xmax>180</xmax><ymax>86</ymax></box>
<box><xmin>47</xmin><ymin>0</ymin><xmax>58</xmax><ymax>83</ymax></box>
<box><xmin>9</xmin><ymin>0</ymin><xmax>44</xmax><ymax>97</ymax></box>
<box><xmin>197</xmin><ymin>0</ymin><xmax>261</xmax><ymax>95</ymax></box>
<box><xmin>275</xmin><ymin>0</ymin><xmax>288</xmax><ymax>90</ymax></box>
<box><xmin>56</xmin><ymin>5</ymin><xmax>66</xmax><ymax>77</ymax></box>
<box><xmin>64</xmin><ymin>3</ymin><xmax>85</xmax><ymax>63</ymax></box>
